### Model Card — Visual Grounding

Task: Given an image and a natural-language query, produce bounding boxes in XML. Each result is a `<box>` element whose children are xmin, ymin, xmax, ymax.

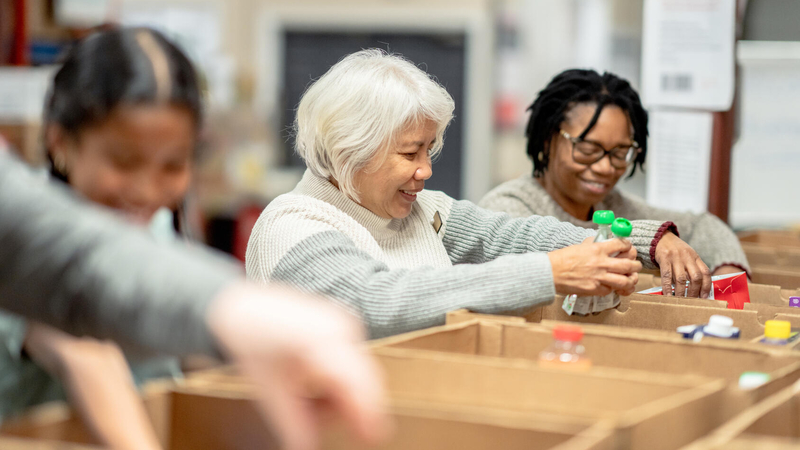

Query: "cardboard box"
<box><xmin>681</xmin><ymin>379</ymin><xmax>800</xmax><ymax>449</ymax></box>
<box><xmin>741</xmin><ymin>242</ymin><xmax>800</xmax><ymax>268</ymax></box>
<box><xmin>369</xmin><ymin>338</ymin><xmax>725</xmax><ymax>450</ymax></box>
<box><xmin>545</xmin><ymin>298</ymin><xmax>800</xmax><ymax>340</ymax></box>
<box><xmin>750</xmin><ymin>265</ymin><xmax>800</xmax><ymax>290</ymax></box>
<box><xmin>0</xmin><ymin>437</ymin><xmax>100</xmax><ymax>450</ymax></box>
<box><xmin>1</xmin><ymin>374</ymin><xmax>616</xmax><ymax>450</ymax></box>
<box><xmin>380</xmin><ymin>319</ymin><xmax>800</xmax><ymax>418</ymax></box>
<box><xmin>738</xmin><ymin>230</ymin><xmax>800</xmax><ymax>248</ymax></box>
<box><xmin>461</xmin><ymin>272</ymin><xmax>800</xmax><ymax>340</ymax></box>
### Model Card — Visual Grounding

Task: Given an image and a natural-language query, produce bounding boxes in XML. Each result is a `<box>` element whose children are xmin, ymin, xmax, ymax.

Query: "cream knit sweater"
<box><xmin>246</xmin><ymin>170</ymin><xmax>668</xmax><ymax>338</ymax></box>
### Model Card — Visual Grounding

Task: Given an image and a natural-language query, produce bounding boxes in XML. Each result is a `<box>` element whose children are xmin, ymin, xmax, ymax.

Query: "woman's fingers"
<box><xmin>597</xmin><ymin>238</ymin><xmax>633</xmax><ymax>257</ymax></box>
<box><xmin>599</xmin><ymin>272</ymin><xmax>637</xmax><ymax>292</ymax></box>
<box><xmin>604</xmin><ymin>257</ymin><xmax>642</xmax><ymax>275</ymax></box>
<box><xmin>696</xmin><ymin>258</ymin><xmax>712</xmax><ymax>299</ymax></box>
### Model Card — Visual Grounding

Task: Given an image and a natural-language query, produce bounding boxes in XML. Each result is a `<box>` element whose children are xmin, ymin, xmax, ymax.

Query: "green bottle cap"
<box><xmin>592</xmin><ymin>210</ymin><xmax>615</xmax><ymax>225</ymax></box>
<box><xmin>611</xmin><ymin>218</ymin><xmax>632</xmax><ymax>237</ymax></box>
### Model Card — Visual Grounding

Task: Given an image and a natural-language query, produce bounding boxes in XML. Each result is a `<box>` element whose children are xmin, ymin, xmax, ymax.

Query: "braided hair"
<box><xmin>525</xmin><ymin>69</ymin><xmax>647</xmax><ymax>178</ymax></box>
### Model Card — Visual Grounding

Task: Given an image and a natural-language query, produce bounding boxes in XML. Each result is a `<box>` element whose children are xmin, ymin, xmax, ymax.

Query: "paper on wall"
<box><xmin>641</xmin><ymin>0</ymin><xmax>736</xmax><ymax>110</ymax></box>
<box><xmin>0</xmin><ymin>67</ymin><xmax>56</xmax><ymax>122</ymax></box>
<box><xmin>645</xmin><ymin>109</ymin><xmax>713</xmax><ymax>214</ymax></box>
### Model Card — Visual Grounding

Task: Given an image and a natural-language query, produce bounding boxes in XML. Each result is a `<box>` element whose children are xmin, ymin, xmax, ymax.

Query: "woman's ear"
<box><xmin>46</xmin><ymin>124</ymin><xmax>70</xmax><ymax>174</ymax></box>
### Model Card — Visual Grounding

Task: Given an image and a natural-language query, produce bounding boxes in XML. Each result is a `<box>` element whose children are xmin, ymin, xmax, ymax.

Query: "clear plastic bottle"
<box><xmin>591</xmin><ymin>218</ymin><xmax>634</xmax><ymax>312</ymax></box>
<box><xmin>562</xmin><ymin>210</ymin><xmax>615</xmax><ymax>315</ymax></box>
<box><xmin>538</xmin><ymin>325</ymin><xmax>592</xmax><ymax>371</ymax></box>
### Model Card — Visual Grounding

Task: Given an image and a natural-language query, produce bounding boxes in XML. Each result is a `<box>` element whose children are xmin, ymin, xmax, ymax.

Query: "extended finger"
<box><xmin>599</xmin><ymin>272</ymin><xmax>637</xmax><ymax>292</ymax></box>
<box><xmin>684</xmin><ymin>259</ymin><xmax>705</xmax><ymax>298</ymax></box>
<box><xmin>661</xmin><ymin>263</ymin><xmax>673</xmax><ymax>296</ymax></box>
<box><xmin>697</xmin><ymin>258</ymin><xmax>712</xmax><ymax>299</ymax></box>
<box><xmin>248</xmin><ymin>363</ymin><xmax>316</xmax><ymax>450</ymax></box>
<box><xmin>618</xmin><ymin>272</ymin><xmax>639</xmax><ymax>296</ymax></box>
<box><xmin>673</xmin><ymin>260</ymin><xmax>689</xmax><ymax>297</ymax></box>
<box><xmin>597</xmin><ymin>238</ymin><xmax>632</xmax><ymax>256</ymax></box>
<box><xmin>319</xmin><ymin>346</ymin><xmax>391</xmax><ymax>446</ymax></box>
<box><xmin>604</xmin><ymin>257</ymin><xmax>643</xmax><ymax>275</ymax></box>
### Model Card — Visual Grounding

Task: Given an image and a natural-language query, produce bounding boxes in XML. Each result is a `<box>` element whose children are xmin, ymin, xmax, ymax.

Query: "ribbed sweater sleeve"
<box><xmin>268</xmin><ymin>231</ymin><xmax>556</xmax><ymax>339</ymax></box>
<box><xmin>0</xmin><ymin>154</ymin><xmax>239</xmax><ymax>358</ymax></box>
<box><xmin>610</xmin><ymin>191</ymin><xmax>750</xmax><ymax>275</ymax></box>
<box><xmin>444</xmin><ymin>200</ymin><xmax>664</xmax><ymax>268</ymax></box>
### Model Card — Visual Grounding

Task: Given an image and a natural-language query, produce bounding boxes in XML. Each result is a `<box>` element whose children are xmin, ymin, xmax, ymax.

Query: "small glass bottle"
<box><xmin>538</xmin><ymin>325</ymin><xmax>591</xmax><ymax>371</ymax></box>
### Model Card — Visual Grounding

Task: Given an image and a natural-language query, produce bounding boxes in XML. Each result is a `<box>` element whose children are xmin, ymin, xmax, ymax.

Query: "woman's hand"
<box><xmin>548</xmin><ymin>237</ymin><xmax>641</xmax><ymax>297</ymax></box>
<box><xmin>654</xmin><ymin>232</ymin><xmax>712</xmax><ymax>298</ymax></box>
<box><xmin>207</xmin><ymin>283</ymin><xmax>391</xmax><ymax>450</ymax></box>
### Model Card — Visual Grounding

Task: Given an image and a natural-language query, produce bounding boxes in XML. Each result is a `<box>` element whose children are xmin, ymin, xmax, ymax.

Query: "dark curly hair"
<box><xmin>525</xmin><ymin>69</ymin><xmax>647</xmax><ymax>178</ymax></box>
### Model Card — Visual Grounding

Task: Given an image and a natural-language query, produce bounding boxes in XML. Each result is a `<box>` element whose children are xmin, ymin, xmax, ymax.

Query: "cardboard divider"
<box><xmin>445</xmin><ymin>286</ymin><xmax>800</xmax><ymax>341</ymax></box>
<box><xmin>0</xmin><ymin>370</ymin><xmax>617</xmax><ymax>450</ymax></box>
<box><xmin>742</xmin><ymin>242</ymin><xmax>800</xmax><ymax>268</ymax></box>
<box><xmin>0</xmin><ymin>437</ymin><xmax>101</xmax><ymax>450</ymax></box>
<box><xmin>681</xmin><ymin>379</ymin><xmax>800</xmax><ymax>449</ymax></box>
<box><xmin>378</xmin><ymin>320</ymin><xmax>800</xmax><ymax>417</ymax></box>
<box><xmin>637</xmin><ymin>273</ymin><xmax>800</xmax><ymax>307</ymax></box>
<box><xmin>738</xmin><ymin>230</ymin><xmax>800</xmax><ymax>248</ymax></box>
<box><xmin>531</xmin><ymin>298</ymin><xmax>799</xmax><ymax>340</ymax></box>
<box><xmin>371</xmin><ymin>329</ymin><xmax>726</xmax><ymax>450</ymax></box>
<box><xmin>750</xmin><ymin>265</ymin><xmax>800</xmax><ymax>290</ymax></box>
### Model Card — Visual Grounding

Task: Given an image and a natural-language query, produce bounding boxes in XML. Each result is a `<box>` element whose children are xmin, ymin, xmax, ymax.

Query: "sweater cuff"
<box><xmin>649</xmin><ymin>221</ymin><xmax>679</xmax><ymax>269</ymax></box>
<box><xmin>712</xmin><ymin>262</ymin><xmax>752</xmax><ymax>280</ymax></box>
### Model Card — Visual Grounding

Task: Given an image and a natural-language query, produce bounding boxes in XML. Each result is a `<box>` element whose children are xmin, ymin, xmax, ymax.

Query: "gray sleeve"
<box><xmin>270</xmin><ymin>231</ymin><xmax>556</xmax><ymax>339</ymax></box>
<box><xmin>0</xmin><ymin>155</ymin><xmax>240</xmax><ymax>358</ymax></box>
<box><xmin>615</xmin><ymin>193</ymin><xmax>750</xmax><ymax>273</ymax></box>
<box><xmin>477</xmin><ymin>192</ymin><xmax>535</xmax><ymax>219</ymax></box>
<box><xmin>444</xmin><ymin>200</ymin><xmax>664</xmax><ymax>268</ymax></box>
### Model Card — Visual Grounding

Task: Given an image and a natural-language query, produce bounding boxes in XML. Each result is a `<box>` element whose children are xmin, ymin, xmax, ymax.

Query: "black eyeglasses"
<box><xmin>560</xmin><ymin>129</ymin><xmax>640</xmax><ymax>169</ymax></box>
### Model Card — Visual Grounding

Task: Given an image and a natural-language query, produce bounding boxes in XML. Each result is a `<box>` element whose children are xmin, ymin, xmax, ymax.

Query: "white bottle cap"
<box><xmin>704</xmin><ymin>315</ymin><xmax>735</xmax><ymax>337</ymax></box>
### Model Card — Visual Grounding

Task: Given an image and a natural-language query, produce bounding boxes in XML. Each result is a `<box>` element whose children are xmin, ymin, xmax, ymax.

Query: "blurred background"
<box><xmin>1</xmin><ymin>0</ymin><xmax>799</xmax><ymax>258</ymax></box>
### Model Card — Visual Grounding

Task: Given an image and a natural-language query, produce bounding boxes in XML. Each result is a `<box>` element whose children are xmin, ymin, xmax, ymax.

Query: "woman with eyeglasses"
<box><xmin>480</xmin><ymin>69</ymin><xmax>748</xmax><ymax>286</ymax></box>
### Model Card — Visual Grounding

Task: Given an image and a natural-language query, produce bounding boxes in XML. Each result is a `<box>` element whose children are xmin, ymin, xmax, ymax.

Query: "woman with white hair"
<box><xmin>246</xmin><ymin>49</ymin><xmax>711</xmax><ymax>338</ymax></box>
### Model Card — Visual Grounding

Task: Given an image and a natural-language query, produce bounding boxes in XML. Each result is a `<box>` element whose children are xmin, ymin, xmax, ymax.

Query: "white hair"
<box><xmin>293</xmin><ymin>49</ymin><xmax>455</xmax><ymax>201</ymax></box>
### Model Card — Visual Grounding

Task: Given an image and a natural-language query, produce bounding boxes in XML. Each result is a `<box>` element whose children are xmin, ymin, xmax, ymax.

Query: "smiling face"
<box><xmin>351</xmin><ymin>120</ymin><xmax>437</xmax><ymax>219</ymax></box>
<box><xmin>49</xmin><ymin>104</ymin><xmax>195</xmax><ymax>224</ymax></box>
<box><xmin>541</xmin><ymin>103</ymin><xmax>634</xmax><ymax>221</ymax></box>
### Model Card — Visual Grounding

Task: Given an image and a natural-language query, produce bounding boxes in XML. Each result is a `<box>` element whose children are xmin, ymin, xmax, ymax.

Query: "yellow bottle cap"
<box><xmin>764</xmin><ymin>320</ymin><xmax>791</xmax><ymax>340</ymax></box>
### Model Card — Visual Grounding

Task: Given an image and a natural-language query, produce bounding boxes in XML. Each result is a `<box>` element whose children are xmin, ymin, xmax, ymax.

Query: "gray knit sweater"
<box><xmin>246</xmin><ymin>170</ymin><xmax>669</xmax><ymax>338</ymax></box>
<box><xmin>479</xmin><ymin>174</ymin><xmax>750</xmax><ymax>274</ymax></box>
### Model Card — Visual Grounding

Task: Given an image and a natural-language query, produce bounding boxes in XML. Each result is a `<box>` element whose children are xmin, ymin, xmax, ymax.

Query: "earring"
<box><xmin>537</xmin><ymin>151</ymin><xmax>544</xmax><ymax>162</ymax></box>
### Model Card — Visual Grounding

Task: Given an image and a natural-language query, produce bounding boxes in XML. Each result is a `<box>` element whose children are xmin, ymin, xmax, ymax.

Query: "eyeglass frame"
<box><xmin>559</xmin><ymin>129</ymin><xmax>640</xmax><ymax>169</ymax></box>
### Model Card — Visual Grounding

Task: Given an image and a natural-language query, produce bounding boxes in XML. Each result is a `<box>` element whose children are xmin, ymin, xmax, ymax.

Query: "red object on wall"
<box><xmin>11</xmin><ymin>0</ymin><xmax>27</xmax><ymax>65</ymax></box>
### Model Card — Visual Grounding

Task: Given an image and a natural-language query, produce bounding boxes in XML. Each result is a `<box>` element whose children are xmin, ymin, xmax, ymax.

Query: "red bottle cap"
<box><xmin>553</xmin><ymin>325</ymin><xmax>584</xmax><ymax>342</ymax></box>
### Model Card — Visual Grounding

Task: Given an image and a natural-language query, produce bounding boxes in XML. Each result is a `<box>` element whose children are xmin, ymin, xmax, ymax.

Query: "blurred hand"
<box><xmin>548</xmin><ymin>237</ymin><xmax>641</xmax><ymax>297</ymax></box>
<box><xmin>25</xmin><ymin>323</ymin><xmax>162</xmax><ymax>450</ymax></box>
<box><xmin>206</xmin><ymin>282</ymin><xmax>390</xmax><ymax>450</ymax></box>
<box><xmin>654</xmin><ymin>232</ymin><xmax>712</xmax><ymax>298</ymax></box>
